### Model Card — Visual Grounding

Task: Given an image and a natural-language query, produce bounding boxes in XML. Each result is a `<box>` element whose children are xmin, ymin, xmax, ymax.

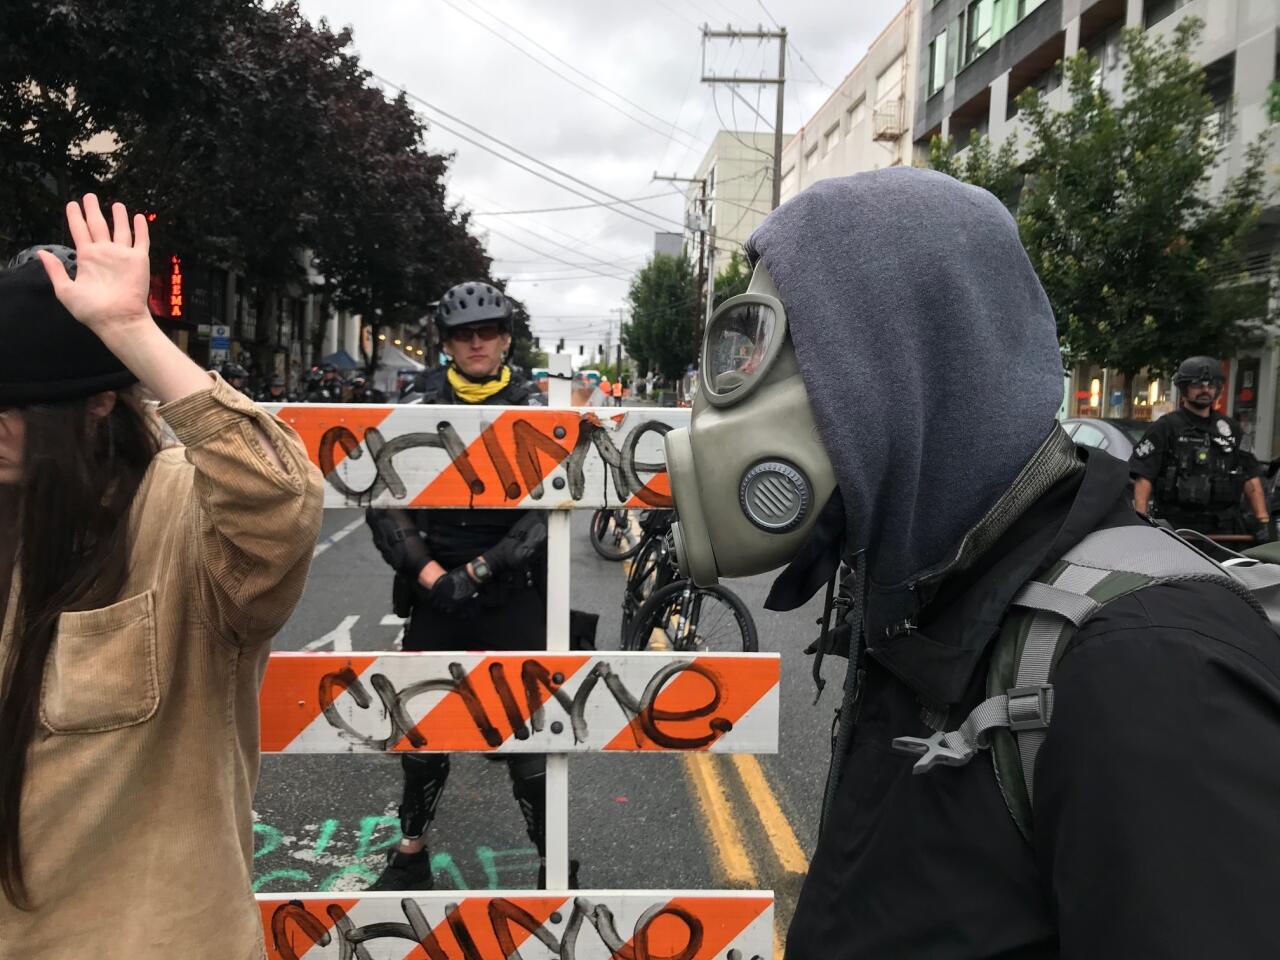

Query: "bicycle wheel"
<box><xmin>626</xmin><ymin>580</ymin><xmax>758</xmax><ymax>652</ymax></box>
<box><xmin>619</xmin><ymin>538</ymin><xmax>666</xmax><ymax>645</ymax></box>
<box><xmin>590</xmin><ymin>508</ymin><xmax>642</xmax><ymax>561</ymax></box>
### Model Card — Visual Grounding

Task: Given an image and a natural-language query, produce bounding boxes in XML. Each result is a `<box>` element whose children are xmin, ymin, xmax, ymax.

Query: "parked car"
<box><xmin>1060</xmin><ymin>417</ymin><xmax>1150</xmax><ymax>460</ymax></box>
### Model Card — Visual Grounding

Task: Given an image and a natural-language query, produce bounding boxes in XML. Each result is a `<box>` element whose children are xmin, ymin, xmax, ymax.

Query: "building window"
<box><xmin>1204</xmin><ymin>54</ymin><xmax>1236</xmax><ymax>147</ymax></box>
<box><xmin>804</xmin><ymin>145</ymin><xmax>820</xmax><ymax>171</ymax></box>
<box><xmin>963</xmin><ymin>0</ymin><xmax>995</xmax><ymax>67</ymax></box>
<box><xmin>823</xmin><ymin>122</ymin><xmax>840</xmax><ymax>155</ymax></box>
<box><xmin>848</xmin><ymin>96</ymin><xmax>867</xmax><ymax>127</ymax></box>
<box><xmin>1009</xmin><ymin>60</ymin><xmax>1061</xmax><ymax>119</ymax></box>
<box><xmin>1086</xmin><ymin>23</ymin><xmax>1123</xmax><ymax>87</ymax></box>
<box><xmin>1018</xmin><ymin>0</ymin><xmax>1046</xmax><ymax>15</ymax></box>
<box><xmin>928</xmin><ymin>32</ymin><xmax>948</xmax><ymax>94</ymax></box>
<box><xmin>1144</xmin><ymin>0</ymin><xmax>1192</xmax><ymax>28</ymax></box>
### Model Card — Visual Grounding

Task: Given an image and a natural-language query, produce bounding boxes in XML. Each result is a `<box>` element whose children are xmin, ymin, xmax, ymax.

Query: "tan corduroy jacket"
<box><xmin>0</xmin><ymin>375</ymin><xmax>323</xmax><ymax>959</ymax></box>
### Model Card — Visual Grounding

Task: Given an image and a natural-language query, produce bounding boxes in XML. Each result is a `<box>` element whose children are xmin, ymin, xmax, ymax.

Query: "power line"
<box><xmin>372</xmin><ymin>76</ymin><xmax>680</xmax><ymax>233</ymax></box>
<box><xmin>374</xmin><ymin>76</ymin><xmax>686</xmax><ymax>232</ymax></box>
<box><xmin>454</xmin><ymin>0</ymin><xmax>710</xmax><ymax>154</ymax></box>
<box><xmin>483</xmin><ymin>224</ymin><xmax>632</xmax><ymax>281</ymax></box>
<box><xmin>472</xmin><ymin>190</ymin><xmax>684</xmax><ymax>216</ymax></box>
<box><xmin>465</xmin><ymin>191</ymin><xmax>650</xmax><ymax>279</ymax></box>
<box><xmin>754</xmin><ymin>0</ymin><xmax>830</xmax><ymax>88</ymax></box>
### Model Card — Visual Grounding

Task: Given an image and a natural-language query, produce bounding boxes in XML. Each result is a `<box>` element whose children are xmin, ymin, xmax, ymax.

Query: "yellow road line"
<box><xmin>730</xmin><ymin>755</ymin><xmax>810</xmax><ymax>875</ymax></box>
<box><xmin>683</xmin><ymin>754</ymin><xmax>756</xmax><ymax>885</ymax></box>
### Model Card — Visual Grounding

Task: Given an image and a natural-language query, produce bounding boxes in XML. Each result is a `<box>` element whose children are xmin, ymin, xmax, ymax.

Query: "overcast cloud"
<box><xmin>296</xmin><ymin>0</ymin><xmax>903</xmax><ymax>353</ymax></box>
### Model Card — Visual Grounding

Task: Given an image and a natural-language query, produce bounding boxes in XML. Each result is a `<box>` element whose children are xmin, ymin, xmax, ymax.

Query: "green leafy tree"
<box><xmin>712</xmin><ymin>250</ymin><xmax>752</xmax><ymax>308</ymax></box>
<box><xmin>926</xmin><ymin>133</ymin><xmax>1022</xmax><ymax>209</ymax></box>
<box><xmin>0</xmin><ymin>0</ymin><xmax>490</xmax><ymax>376</ymax></box>
<box><xmin>1017</xmin><ymin>20</ymin><xmax>1270</xmax><ymax>407</ymax></box>
<box><xmin>622</xmin><ymin>253</ymin><xmax>697</xmax><ymax>381</ymax></box>
<box><xmin>927</xmin><ymin>19</ymin><xmax>1272</xmax><ymax>413</ymax></box>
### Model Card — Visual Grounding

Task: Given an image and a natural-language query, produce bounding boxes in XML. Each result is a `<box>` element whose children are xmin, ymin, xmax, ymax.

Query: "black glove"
<box><xmin>482</xmin><ymin>513</ymin><xmax>548</xmax><ymax>574</ymax></box>
<box><xmin>366</xmin><ymin>508</ymin><xmax>430</xmax><ymax>578</ymax></box>
<box><xmin>1254</xmin><ymin>517</ymin><xmax>1277</xmax><ymax>544</ymax></box>
<box><xmin>428</xmin><ymin>566</ymin><xmax>479</xmax><ymax>615</ymax></box>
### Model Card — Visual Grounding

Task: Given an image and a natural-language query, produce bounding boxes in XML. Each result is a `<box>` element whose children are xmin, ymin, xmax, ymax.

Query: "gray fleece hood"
<box><xmin>746</xmin><ymin>167</ymin><xmax>1064</xmax><ymax>604</ymax></box>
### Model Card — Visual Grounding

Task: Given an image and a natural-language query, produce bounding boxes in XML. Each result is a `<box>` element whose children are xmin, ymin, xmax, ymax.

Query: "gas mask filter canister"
<box><xmin>664</xmin><ymin>260</ymin><xmax>837</xmax><ymax>587</ymax></box>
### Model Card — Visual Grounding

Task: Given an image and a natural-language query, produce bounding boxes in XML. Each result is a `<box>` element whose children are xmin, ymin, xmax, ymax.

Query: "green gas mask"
<box><xmin>665</xmin><ymin>260</ymin><xmax>837</xmax><ymax>587</ymax></box>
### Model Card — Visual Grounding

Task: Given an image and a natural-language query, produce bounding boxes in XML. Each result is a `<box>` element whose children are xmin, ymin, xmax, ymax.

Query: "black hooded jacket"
<box><xmin>740</xmin><ymin>170</ymin><xmax>1280</xmax><ymax>958</ymax></box>
<box><xmin>787</xmin><ymin>444</ymin><xmax>1280</xmax><ymax>959</ymax></box>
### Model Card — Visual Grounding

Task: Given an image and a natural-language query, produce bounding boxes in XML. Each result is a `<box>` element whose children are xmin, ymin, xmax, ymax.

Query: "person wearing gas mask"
<box><xmin>364</xmin><ymin>281</ymin><xmax>553</xmax><ymax>892</ymax></box>
<box><xmin>1130</xmin><ymin>356</ymin><xmax>1272</xmax><ymax>542</ymax></box>
<box><xmin>664</xmin><ymin>169</ymin><xmax>1280</xmax><ymax>958</ymax></box>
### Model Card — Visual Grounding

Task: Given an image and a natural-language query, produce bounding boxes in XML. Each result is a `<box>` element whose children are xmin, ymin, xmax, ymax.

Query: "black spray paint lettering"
<box><xmin>269</xmin><ymin>895</ymin><xmax>764</xmax><ymax>960</ymax></box>
<box><xmin>318</xmin><ymin>659</ymin><xmax>732</xmax><ymax>752</ymax></box>
<box><xmin>316</xmin><ymin>416</ymin><xmax>674</xmax><ymax>506</ymax></box>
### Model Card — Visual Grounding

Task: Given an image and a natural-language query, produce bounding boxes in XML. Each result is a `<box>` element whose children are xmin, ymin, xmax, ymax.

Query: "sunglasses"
<box><xmin>447</xmin><ymin>324</ymin><xmax>504</xmax><ymax>344</ymax></box>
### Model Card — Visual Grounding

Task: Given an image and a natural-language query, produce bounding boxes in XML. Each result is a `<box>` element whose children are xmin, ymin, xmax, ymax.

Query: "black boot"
<box><xmin>368</xmin><ymin>847</ymin><xmax>434</xmax><ymax>891</ymax></box>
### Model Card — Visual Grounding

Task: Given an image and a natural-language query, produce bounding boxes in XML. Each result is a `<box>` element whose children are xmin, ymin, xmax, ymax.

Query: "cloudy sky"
<box><xmin>297</xmin><ymin>0</ymin><xmax>903</xmax><ymax>354</ymax></box>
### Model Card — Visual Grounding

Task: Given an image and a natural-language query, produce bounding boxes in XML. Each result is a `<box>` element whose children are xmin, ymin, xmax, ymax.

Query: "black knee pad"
<box><xmin>399</xmin><ymin>754</ymin><xmax>450</xmax><ymax>838</ymax></box>
<box><xmin>506</xmin><ymin>754</ymin><xmax>546</xmax><ymax>856</ymax></box>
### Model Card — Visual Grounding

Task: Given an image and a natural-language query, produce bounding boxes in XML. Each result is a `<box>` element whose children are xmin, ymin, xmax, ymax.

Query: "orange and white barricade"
<box><xmin>259</xmin><ymin>357</ymin><xmax>777</xmax><ymax>959</ymax></box>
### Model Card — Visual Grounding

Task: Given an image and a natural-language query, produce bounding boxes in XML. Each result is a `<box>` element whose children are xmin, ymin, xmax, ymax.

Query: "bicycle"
<box><xmin>618</xmin><ymin>510</ymin><xmax>679</xmax><ymax>645</ymax></box>
<box><xmin>618</xmin><ymin>510</ymin><xmax>758</xmax><ymax>653</ymax></box>
<box><xmin>589</xmin><ymin>507</ymin><xmax>643</xmax><ymax>561</ymax></box>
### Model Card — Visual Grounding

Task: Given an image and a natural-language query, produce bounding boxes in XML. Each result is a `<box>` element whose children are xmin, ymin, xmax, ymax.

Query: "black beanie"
<box><xmin>0</xmin><ymin>259</ymin><xmax>138</xmax><ymax>405</ymax></box>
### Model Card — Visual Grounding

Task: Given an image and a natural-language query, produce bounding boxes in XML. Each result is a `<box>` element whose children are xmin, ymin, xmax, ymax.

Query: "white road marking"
<box><xmin>312</xmin><ymin>516</ymin><xmax>366</xmax><ymax>559</ymax></box>
<box><xmin>302</xmin><ymin>614</ymin><xmax>359</xmax><ymax>652</ymax></box>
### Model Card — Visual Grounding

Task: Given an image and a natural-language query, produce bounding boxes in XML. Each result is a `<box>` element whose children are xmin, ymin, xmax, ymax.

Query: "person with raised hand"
<box><xmin>0</xmin><ymin>195</ymin><xmax>323</xmax><ymax>959</ymax></box>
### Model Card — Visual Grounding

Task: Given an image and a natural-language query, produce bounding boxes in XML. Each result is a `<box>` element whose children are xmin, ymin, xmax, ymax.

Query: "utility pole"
<box><xmin>701</xmin><ymin>25</ymin><xmax>787</xmax><ymax>210</ymax></box>
<box><xmin>609</xmin><ymin>306</ymin><xmax>627</xmax><ymax>377</ymax></box>
<box><xmin>654</xmin><ymin>172</ymin><xmax>710</xmax><ymax>365</ymax></box>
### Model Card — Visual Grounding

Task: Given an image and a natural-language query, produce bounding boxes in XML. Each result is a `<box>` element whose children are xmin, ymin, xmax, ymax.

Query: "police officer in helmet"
<box><xmin>347</xmin><ymin>373</ymin><xmax>386</xmax><ymax>404</ymax></box>
<box><xmin>305</xmin><ymin>363</ymin><xmax>342</xmax><ymax>402</ymax></box>
<box><xmin>220</xmin><ymin>361</ymin><xmax>252</xmax><ymax>398</ymax></box>
<box><xmin>364</xmin><ymin>281</ymin><xmax>550</xmax><ymax>891</ymax></box>
<box><xmin>255</xmin><ymin>374</ymin><xmax>292</xmax><ymax>403</ymax></box>
<box><xmin>1130</xmin><ymin>355</ymin><xmax>1273</xmax><ymax>541</ymax></box>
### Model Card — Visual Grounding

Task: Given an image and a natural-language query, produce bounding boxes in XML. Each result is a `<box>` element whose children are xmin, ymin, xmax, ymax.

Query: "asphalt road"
<box><xmin>256</xmin><ymin>508</ymin><xmax>836</xmax><ymax>951</ymax></box>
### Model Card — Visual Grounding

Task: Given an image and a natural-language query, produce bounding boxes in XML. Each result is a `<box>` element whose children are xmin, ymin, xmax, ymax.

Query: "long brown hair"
<box><xmin>0</xmin><ymin>389</ymin><xmax>159</xmax><ymax>909</ymax></box>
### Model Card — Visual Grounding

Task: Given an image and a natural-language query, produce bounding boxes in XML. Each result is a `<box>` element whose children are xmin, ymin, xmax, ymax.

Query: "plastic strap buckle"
<box><xmin>1006</xmin><ymin>684</ymin><xmax>1053</xmax><ymax>732</ymax></box>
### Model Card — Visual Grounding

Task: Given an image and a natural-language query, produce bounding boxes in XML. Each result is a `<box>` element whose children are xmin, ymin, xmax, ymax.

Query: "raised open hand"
<box><xmin>38</xmin><ymin>194</ymin><xmax>152</xmax><ymax>337</ymax></box>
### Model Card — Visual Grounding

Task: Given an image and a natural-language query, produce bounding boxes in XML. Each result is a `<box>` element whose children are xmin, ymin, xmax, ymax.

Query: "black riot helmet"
<box><xmin>1173</xmin><ymin>356</ymin><xmax>1225</xmax><ymax>388</ymax></box>
<box><xmin>221</xmin><ymin>361</ymin><xmax>249</xmax><ymax>381</ymax></box>
<box><xmin>435</xmin><ymin>281</ymin><xmax>512</xmax><ymax>335</ymax></box>
<box><xmin>7</xmin><ymin>244</ymin><xmax>77</xmax><ymax>276</ymax></box>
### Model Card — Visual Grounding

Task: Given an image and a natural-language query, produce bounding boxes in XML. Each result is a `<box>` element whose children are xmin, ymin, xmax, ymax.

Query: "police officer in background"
<box><xmin>1130</xmin><ymin>355</ymin><xmax>1274</xmax><ymax>541</ymax></box>
<box><xmin>255</xmin><ymin>374</ymin><xmax>293</xmax><ymax>403</ymax></box>
<box><xmin>347</xmin><ymin>374</ymin><xmax>387</xmax><ymax>403</ymax></box>
<box><xmin>305</xmin><ymin>362</ymin><xmax>343</xmax><ymax>402</ymax></box>
<box><xmin>220</xmin><ymin>361</ymin><xmax>253</xmax><ymax>398</ymax></box>
<box><xmin>364</xmin><ymin>281</ymin><xmax>552</xmax><ymax>892</ymax></box>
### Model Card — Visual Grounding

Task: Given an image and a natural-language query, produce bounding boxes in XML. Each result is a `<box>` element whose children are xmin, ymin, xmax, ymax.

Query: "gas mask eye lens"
<box><xmin>705</xmin><ymin>300</ymin><xmax>780</xmax><ymax>400</ymax></box>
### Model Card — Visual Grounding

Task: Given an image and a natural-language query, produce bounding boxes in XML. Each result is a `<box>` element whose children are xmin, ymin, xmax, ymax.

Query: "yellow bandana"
<box><xmin>447</xmin><ymin>364</ymin><xmax>511</xmax><ymax>403</ymax></box>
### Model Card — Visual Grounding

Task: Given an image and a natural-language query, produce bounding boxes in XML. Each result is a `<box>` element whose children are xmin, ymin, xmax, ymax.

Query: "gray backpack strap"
<box><xmin>893</xmin><ymin>524</ymin><xmax>1257</xmax><ymax>839</ymax></box>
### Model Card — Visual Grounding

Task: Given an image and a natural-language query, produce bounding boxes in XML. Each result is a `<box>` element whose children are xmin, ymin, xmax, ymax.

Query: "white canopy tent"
<box><xmin>373</xmin><ymin>343</ymin><xmax>426</xmax><ymax>394</ymax></box>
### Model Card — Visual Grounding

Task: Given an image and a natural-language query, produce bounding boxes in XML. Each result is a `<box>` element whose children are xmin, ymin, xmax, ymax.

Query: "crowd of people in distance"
<box><xmin>216</xmin><ymin>360</ymin><xmax>387</xmax><ymax>403</ymax></box>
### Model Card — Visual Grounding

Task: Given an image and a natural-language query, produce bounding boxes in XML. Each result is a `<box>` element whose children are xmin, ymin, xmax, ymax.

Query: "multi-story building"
<box><xmin>915</xmin><ymin>0</ymin><xmax>1280</xmax><ymax>454</ymax></box>
<box><xmin>780</xmin><ymin>3</ymin><xmax>920</xmax><ymax>203</ymax></box>
<box><xmin>683</xmin><ymin>130</ymin><xmax>779</xmax><ymax>281</ymax></box>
